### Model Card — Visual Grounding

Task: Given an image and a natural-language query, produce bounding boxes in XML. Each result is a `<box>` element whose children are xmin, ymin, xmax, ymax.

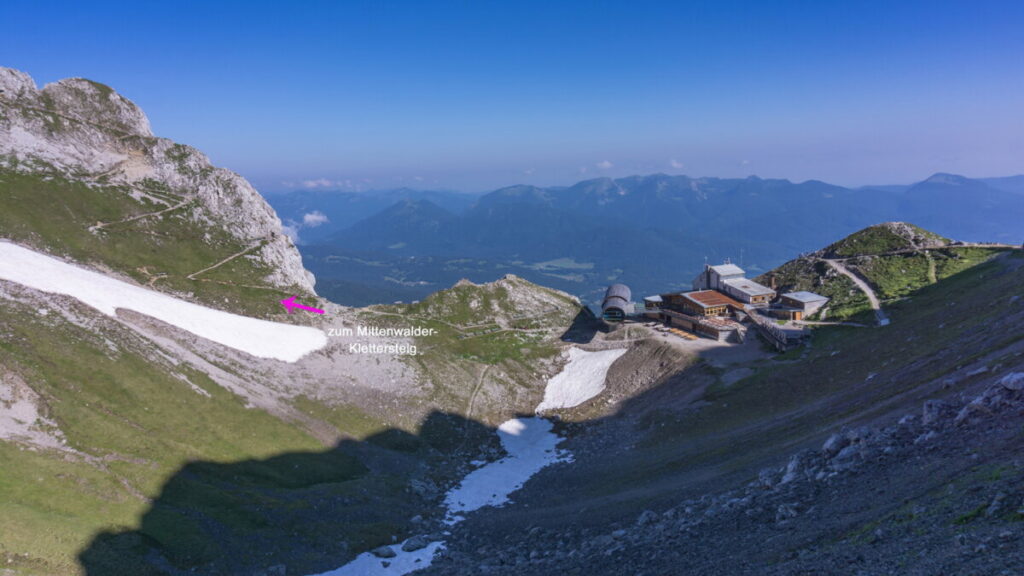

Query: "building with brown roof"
<box><xmin>672</xmin><ymin>290</ymin><xmax>744</xmax><ymax>317</ymax></box>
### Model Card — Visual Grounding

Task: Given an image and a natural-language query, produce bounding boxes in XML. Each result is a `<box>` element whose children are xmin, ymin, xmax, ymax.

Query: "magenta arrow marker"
<box><xmin>280</xmin><ymin>296</ymin><xmax>325</xmax><ymax>315</ymax></box>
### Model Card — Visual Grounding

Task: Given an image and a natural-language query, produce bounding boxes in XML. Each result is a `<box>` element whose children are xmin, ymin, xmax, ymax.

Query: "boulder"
<box><xmin>402</xmin><ymin>535</ymin><xmax>431</xmax><ymax>552</ymax></box>
<box><xmin>822</xmin><ymin>433</ymin><xmax>849</xmax><ymax>457</ymax></box>
<box><xmin>370</xmin><ymin>545</ymin><xmax>397</xmax><ymax>559</ymax></box>
<box><xmin>999</xmin><ymin>372</ymin><xmax>1024</xmax><ymax>391</ymax></box>
<box><xmin>922</xmin><ymin>400</ymin><xmax>951</xmax><ymax>426</ymax></box>
<box><xmin>636</xmin><ymin>510</ymin><xmax>658</xmax><ymax>526</ymax></box>
<box><xmin>775</xmin><ymin>503</ymin><xmax>799</xmax><ymax>522</ymax></box>
<box><xmin>954</xmin><ymin>401</ymin><xmax>986</xmax><ymax>426</ymax></box>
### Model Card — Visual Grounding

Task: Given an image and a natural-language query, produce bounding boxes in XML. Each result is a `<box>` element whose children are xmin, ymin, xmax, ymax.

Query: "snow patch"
<box><xmin>309</xmin><ymin>540</ymin><xmax>444</xmax><ymax>576</ymax></box>
<box><xmin>317</xmin><ymin>346</ymin><xmax>615</xmax><ymax>576</ymax></box>
<box><xmin>444</xmin><ymin>417</ymin><xmax>571</xmax><ymax>519</ymax></box>
<box><xmin>0</xmin><ymin>242</ymin><xmax>326</xmax><ymax>362</ymax></box>
<box><xmin>536</xmin><ymin>347</ymin><xmax>627</xmax><ymax>412</ymax></box>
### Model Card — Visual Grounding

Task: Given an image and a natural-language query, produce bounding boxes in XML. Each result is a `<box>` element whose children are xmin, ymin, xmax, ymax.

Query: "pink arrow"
<box><xmin>280</xmin><ymin>296</ymin><xmax>325</xmax><ymax>314</ymax></box>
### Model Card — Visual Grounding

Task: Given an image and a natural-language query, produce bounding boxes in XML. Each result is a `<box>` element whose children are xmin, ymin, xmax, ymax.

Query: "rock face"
<box><xmin>876</xmin><ymin>221</ymin><xmax>949</xmax><ymax>249</ymax></box>
<box><xmin>0</xmin><ymin>67</ymin><xmax>314</xmax><ymax>293</ymax></box>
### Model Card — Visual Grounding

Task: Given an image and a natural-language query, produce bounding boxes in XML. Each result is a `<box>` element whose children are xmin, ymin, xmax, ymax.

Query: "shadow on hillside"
<box><xmin>560</xmin><ymin>307</ymin><xmax>600</xmax><ymax>344</ymax></box>
<box><xmin>78</xmin><ymin>411</ymin><xmax>496</xmax><ymax>576</ymax></box>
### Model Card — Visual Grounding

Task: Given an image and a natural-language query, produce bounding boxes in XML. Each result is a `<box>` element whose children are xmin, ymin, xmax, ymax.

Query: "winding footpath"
<box><xmin>815</xmin><ymin>242</ymin><xmax>1020</xmax><ymax>328</ymax></box>
<box><xmin>187</xmin><ymin>239</ymin><xmax>266</xmax><ymax>280</ymax></box>
<box><xmin>824</xmin><ymin>259</ymin><xmax>890</xmax><ymax>327</ymax></box>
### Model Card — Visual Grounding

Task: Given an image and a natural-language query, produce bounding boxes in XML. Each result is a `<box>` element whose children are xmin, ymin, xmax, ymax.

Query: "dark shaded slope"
<box><xmin>79</xmin><ymin>412</ymin><xmax>498</xmax><ymax>576</ymax></box>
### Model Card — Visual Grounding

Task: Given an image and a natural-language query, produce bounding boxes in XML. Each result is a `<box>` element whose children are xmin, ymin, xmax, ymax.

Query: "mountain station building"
<box><xmin>643</xmin><ymin>261</ymin><xmax>829</xmax><ymax>348</ymax></box>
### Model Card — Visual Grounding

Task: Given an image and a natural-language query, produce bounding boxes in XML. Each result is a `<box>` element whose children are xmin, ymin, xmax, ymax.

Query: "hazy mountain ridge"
<box><xmin>899</xmin><ymin>173</ymin><xmax>1024</xmax><ymax>242</ymax></box>
<box><xmin>264</xmin><ymin>187</ymin><xmax>480</xmax><ymax>244</ymax></box>
<box><xmin>301</xmin><ymin>171</ymin><xmax>1022</xmax><ymax>307</ymax></box>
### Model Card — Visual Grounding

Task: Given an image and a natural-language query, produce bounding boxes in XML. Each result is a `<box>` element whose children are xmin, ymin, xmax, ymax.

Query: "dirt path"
<box><xmin>89</xmin><ymin>199</ymin><xmax>191</xmax><ymax>232</ymax></box>
<box><xmin>187</xmin><ymin>240</ymin><xmax>265</xmax><ymax>280</ymax></box>
<box><xmin>465</xmin><ymin>365</ymin><xmax>491</xmax><ymax>421</ymax></box>
<box><xmin>925</xmin><ymin>251</ymin><xmax>937</xmax><ymax>284</ymax></box>
<box><xmin>361</xmin><ymin>307</ymin><xmax>562</xmax><ymax>334</ymax></box>
<box><xmin>794</xmin><ymin>320</ymin><xmax>869</xmax><ymax>327</ymax></box>
<box><xmin>833</xmin><ymin>243</ymin><xmax>1019</xmax><ymax>260</ymax></box>
<box><xmin>825</xmin><ymin>259</ymin><xmax>890</xmax><ymax>326</ymax></box>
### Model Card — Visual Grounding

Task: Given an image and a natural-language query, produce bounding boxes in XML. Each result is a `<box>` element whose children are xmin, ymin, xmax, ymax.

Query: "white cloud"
<box><xmin>596</xmin><ymin>160</ymin><xmax>614</xmax><ymax>170</ymax></box>
<box><xmin>281</xmin><ymin>224</ymin><xmax>300</xmax><ymax>243</ymax></box>
<box><xmin>302</xmin><ymin>211</ymin><xmax>329</xmax><ymax>227</ymax></box>
<box><xmin>524</xmin><ymin>168</ymin><xmax>535</xmax><ymax>175</ymax></box>
<box><xmin>740</xmin><ymin>159</ymin><xmax>751</xmax><ymax>166</ymax></box>
<box><xmin>669</xmin><ymin>159</ymin><xmax>684</xmax><ymax>169</ymax></box>
<box><xmin>301</xmin><ymin>178</ymin><xmax>335</xmax><ymax>189</ymax></box>
<box><xmin>288</xmin><ymin>178</ymin><xmax>368</xmax><ymax>192</ymax></box>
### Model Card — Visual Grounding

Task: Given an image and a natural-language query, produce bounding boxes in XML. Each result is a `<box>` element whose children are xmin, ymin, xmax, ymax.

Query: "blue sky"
<box><xmin>3</xmin><ymin>1</ymin><xmax>1023</xmax><ymax>192</ymax></box>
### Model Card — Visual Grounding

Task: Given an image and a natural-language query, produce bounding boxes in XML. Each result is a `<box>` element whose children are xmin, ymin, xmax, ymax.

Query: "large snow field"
<box><xmin>0</xmin><ymin>242</ymin><xmax>327</xmax><ymax>362</ymax></box>
<box><xmin>535</xmin><ymin>346</ymin><xmax>627</xmax><ymax>412</ymax></box>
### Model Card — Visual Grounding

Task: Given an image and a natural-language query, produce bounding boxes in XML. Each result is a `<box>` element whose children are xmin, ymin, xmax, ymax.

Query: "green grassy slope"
<box><xmin>360</xmin><ymin>276</ymin><xmax>584</xmax><ymax>424</ymax></box>
<box><xmin>847</xmin><ymin>246</ymin><xmax>1005</xmax><ymax>301</ymax></box>
<box><xmin>0</xmin><ymin>294</ymin><xmax>440</xmax><ymax>575</ymax></box>
<box><xmin>760</xmin><ymin>257</ymin><xmax>873</xmax><ymax>321</ymax></box>
<box><xmin>0</xmin><ymin>271</ymin><xmax>587</xmax><ymax>574</ymax></box>
<box><xmin>821</xmin><ymin>222</ymin><xmax>947</xmax><ymax>258</ymax></box>
<box><xmin>760</xmin><ymin>224</ymin><xmax>1010</xmax><ymax>320</ymax></box>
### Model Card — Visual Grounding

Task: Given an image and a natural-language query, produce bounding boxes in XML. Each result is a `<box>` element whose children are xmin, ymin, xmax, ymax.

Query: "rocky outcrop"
<box><xmin>0</xmin><ymin>67</ymin><xmax>314</xmax><ymax>293</ymax></box>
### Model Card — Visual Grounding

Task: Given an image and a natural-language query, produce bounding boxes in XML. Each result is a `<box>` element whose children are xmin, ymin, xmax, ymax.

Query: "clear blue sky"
<box><xmin>3</xmin><ymin>1</ymin><xmax>1023</xmax><ymax>192</ymax></box>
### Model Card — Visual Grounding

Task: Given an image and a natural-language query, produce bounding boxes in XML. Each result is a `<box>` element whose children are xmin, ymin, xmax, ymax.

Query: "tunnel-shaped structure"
<box><xmin>601</xmin><ymin>283</ymin><xmax>633</xmax><ymax>324</ymax></box>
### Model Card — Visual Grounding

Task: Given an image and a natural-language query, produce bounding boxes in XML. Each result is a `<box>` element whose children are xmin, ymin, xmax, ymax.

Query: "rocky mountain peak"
<box><xmin>876</xmin><ymin>221</ymin><xmax>949</xmax><ymax>248</ymax></box>
<box><xmin>0</xmin><ymin>68</ymin><xmax>152</xmax><ymax>138</ymax></box>
<box><xmin>922</xmin><ymin>172</ymin><xmax>969</xmax><ymax>186</ymax></box>
<box><xmin>0</xmin><ymin>67</ymin><xmax>37</xmax><ymax>99</ymax></box>
<box><xmin>41</xmin><ymin>77</ymin><xmax>153</xmax><ymax>137</ymax></box>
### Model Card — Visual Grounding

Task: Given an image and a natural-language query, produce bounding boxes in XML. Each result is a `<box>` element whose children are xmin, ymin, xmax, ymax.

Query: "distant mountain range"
<box><xmin>266</xmin><ymin>172</ymin><xmax>1024</xmax><ymax>306</ymax></box>
<box><xmin>264</xmin><ymin>187</ymin><xmax>480</xmax><ymax>244</ymax></box>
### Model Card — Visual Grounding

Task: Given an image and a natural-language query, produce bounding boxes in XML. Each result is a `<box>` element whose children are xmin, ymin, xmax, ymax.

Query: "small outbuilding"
<box><xmin>643</xmin><ymin>295</ymin><xmax>663</xmax><ymax>319</ymax></box>
<box><xmin>779</xmin><ymin>291</ymin><xmax>829</xmax><ymax>320</ymax></box>
<box><xmin>721</xmin><ymin>277</ymin><xmax>776</xmax><ymax>306</ymax></box>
